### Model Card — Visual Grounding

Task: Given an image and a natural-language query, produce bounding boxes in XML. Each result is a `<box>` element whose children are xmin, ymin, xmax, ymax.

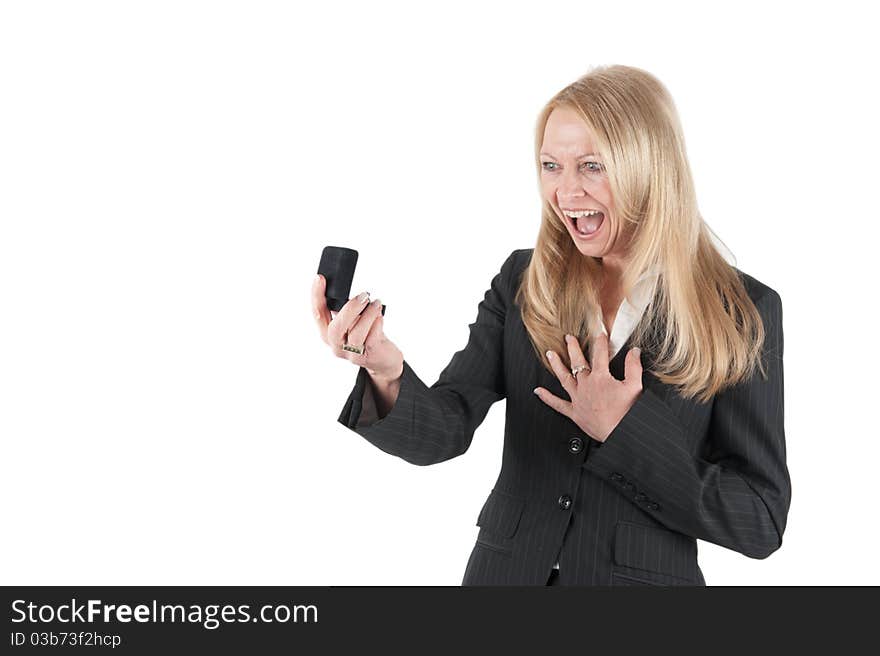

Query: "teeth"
<box><xmin>563</xmin><ymin>209</ymin><xmax>602</xmax><ymax>218</ymax></box>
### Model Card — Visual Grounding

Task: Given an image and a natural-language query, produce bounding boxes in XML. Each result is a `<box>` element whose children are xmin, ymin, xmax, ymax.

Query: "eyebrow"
<box><xmin>539</xmin><ymin>152</ymin><xmax>600</xmax><ymax>159</ymax></box>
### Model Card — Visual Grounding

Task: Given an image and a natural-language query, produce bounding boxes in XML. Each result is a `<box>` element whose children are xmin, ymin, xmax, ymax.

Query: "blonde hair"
<box><xmin>516</xmin><ymin>64</ymin><xmax>767</xmax><ymax>403</ymax></box>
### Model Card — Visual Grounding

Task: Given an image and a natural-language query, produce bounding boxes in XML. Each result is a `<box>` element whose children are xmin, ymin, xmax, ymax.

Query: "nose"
<box><xmin>557</xmin><ymin>168</ymin><xmax>587</xmax><ymax>200</ymax></box>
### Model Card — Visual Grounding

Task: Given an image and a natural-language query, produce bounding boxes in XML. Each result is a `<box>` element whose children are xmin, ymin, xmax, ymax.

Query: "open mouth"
<box><xmin>563</xmin><ymin>210</ymin><xmax>605</xmax><ymax>237</ymax></box>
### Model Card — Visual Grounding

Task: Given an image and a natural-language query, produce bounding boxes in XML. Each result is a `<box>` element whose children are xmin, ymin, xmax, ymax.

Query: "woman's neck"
<box><xmin>599</xmin><ymin>259</ymin><xmax>625</xmax><ymax>295</ymax></box>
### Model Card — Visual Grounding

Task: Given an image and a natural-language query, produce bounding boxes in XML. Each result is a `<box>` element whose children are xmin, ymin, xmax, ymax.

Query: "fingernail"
<box><xmin>546</xmin><ymin>350</ymin><xmax>553</xmax><ymax>359</ymax></box>
<box><xmin>634</xmin><ymin>347</ymin><xmax>642</xmax><ymax>356</ymax></box>
<box><xmin>358</xmin><ymin>291</ymin><xmax>370</xmax><ymax>303</ymax></box>
<box><xmin>371</xmin><ymin>298</ymin><xmax>382</xmax><ymax>307</ymax></box>
<box><xmin>533</xmin><ymin>387</ymin><xmax>541</xmax><ymax>395</ymax></box>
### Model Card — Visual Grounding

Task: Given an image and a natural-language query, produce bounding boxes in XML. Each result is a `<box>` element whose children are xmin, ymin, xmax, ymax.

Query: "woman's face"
<box><xmin>540</xmin><ymin>105</ymin><xmax>630</xmax><ymax>266</ymax></box>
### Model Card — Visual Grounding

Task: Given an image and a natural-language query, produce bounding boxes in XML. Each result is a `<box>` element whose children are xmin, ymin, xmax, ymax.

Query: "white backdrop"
<box><xmin>1</xmin><ymin>0</ymin><xmax>877</xmax><ymax>586</ymax></box>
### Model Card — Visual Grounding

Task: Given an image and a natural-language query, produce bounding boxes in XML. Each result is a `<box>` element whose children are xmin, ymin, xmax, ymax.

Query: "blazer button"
<box><xmin>623</xmin><ymin>481</ymin><xmax>636</xmax><ymax>492</ymax></box>
<box><xmin>558</xmin><ymin>494</ymin><xmax>572</xmax><ymax>510</ymax></box>
<box><xmin>648</xmin><ymin>502</ymin><xmax>660</xmax><ymax>511</ymax></box>
<box><xmin>610</xmin><ymin>472</ymin><xmax>624</xmax><ymax>483</ymax></box>
<box><xmin>634</xmin><ymin>492</ymin><xmax>648</xmax><ymax>503</ymax></box>
<box><xmin>568</xmin><ymin>437</ymin><xmax>584</xmax><ymax>453</ymax></box>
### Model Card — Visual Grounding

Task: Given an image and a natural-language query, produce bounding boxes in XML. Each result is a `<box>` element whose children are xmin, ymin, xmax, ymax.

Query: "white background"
<box><xmin>1</xmin><ymin>0</ymin><xmax>877</xmax><ymax>586</ymax></box>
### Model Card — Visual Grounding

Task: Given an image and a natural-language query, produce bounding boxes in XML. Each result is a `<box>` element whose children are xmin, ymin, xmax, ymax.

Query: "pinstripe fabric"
<box><xmin>550</xmin><ymin>260</ymin><xmax>666</xmax><ymax>570</ymax></box>
<box><xmin>337</xmin><ymin>248</ymin><xmax>791</xmax><ymax>586</ymax></box>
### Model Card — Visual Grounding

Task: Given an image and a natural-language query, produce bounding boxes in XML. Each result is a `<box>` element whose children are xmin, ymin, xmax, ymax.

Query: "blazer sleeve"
<box><xmin>336</xmin><ymin>249</ymin><xmax>518</xmax><ymax>466</ymax></box>
<box><xmin>582</xmin><ymin>288</ymin><xmax>791</xmax><ymax>559</ymax></box>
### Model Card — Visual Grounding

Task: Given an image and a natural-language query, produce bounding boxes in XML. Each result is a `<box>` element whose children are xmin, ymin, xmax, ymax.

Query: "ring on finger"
<box><xmin>342</xmin><ymin>332</ymin><xmax>365</xmax><ymax>355</ymax></box>
<box><xmin>343</xmin><ymin>341</ymin><xmax>365</xmax><ymax>355</ymax></box>
<box><xmin>571</xmin><ymin>364</ymin><xmax>589</xmax><ymax>379</ymax></box>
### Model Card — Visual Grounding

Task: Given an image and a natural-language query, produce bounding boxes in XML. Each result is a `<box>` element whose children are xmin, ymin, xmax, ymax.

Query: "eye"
<box><xmin>540</xmin><ymin>161</ymin><xmax>604</xmax><ymax>173</ymax></box>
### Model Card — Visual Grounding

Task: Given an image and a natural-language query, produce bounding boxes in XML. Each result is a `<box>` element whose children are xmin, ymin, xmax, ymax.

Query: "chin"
<box><xmin>573</xmin><ymin>242</ymin><xmax>605</xmax><ymax>257</ymax></box>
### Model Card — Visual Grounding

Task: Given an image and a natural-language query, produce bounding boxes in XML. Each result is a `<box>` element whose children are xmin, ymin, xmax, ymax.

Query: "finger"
<box><xmin>565</xmin><ymin>334</ymin><xmax>589</xmax><ymax>372</ymax></box>
<box><xmin>346</xmin><ymin>298</ymin><xmax>383</xmax><ymax>350</ymax></box>
<box><xmin>326</xmin><ymin>289</ymin><xmax>372</xmax><ymax>347</ymax></box>
<box><xmin>624</xmin><ymin>346</ymin><xmax>644</xmax><ymax>388</ymax></box>
<box><xmin>533</xmin><ymin>386</ymin><xmax>572</xmax><ymax>418</ymax></box>
<box><xmin>312</xmin><ymin>274</ymin><xmax>333</xmax><ymax>343</ymax></box>
<box><xmin>545</xmin><ymin>349</ymin><xmax>577</xmax><ymax>398</ymax></box>
<box><xmin>590</xmin><ymin>331</ymin><xmax>610</xmax><ymax>372</ymax></box>
<box><xmin>364</xmin><ymin>310</ymin><xmax>385</xmax><ymax>347</ymax></box>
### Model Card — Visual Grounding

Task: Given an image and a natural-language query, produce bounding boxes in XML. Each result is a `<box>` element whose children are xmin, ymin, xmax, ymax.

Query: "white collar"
<box><xmin>595</xmin><ymin>244</ymin><xmax>737</xmax><ymax>354</ymax></box>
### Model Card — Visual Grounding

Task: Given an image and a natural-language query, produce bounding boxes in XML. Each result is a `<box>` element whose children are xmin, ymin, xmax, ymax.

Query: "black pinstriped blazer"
<box><xmin>337</xmin><ymin>248</ymin><xmax>791</xmax><ymax>586</ymax></box>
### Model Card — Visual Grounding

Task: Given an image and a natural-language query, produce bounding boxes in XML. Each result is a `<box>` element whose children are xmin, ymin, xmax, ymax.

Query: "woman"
<box><xmin>311</xmin><ymin>64</ymin><xmax>791</xmax><ymax>586</ymax></box>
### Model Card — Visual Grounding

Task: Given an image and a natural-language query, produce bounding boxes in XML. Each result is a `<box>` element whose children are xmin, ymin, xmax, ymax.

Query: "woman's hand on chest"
<box><xmin>533</xmin><ymin>332</ymin><xmax>643</xmax><ymax>443</ymax></box>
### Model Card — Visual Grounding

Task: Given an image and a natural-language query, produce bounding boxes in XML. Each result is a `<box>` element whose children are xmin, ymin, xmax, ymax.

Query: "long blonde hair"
<box><xmin>516</xmin><ymin>64</ymin><xmax>767</xmax><ymax>403</ymax></box>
